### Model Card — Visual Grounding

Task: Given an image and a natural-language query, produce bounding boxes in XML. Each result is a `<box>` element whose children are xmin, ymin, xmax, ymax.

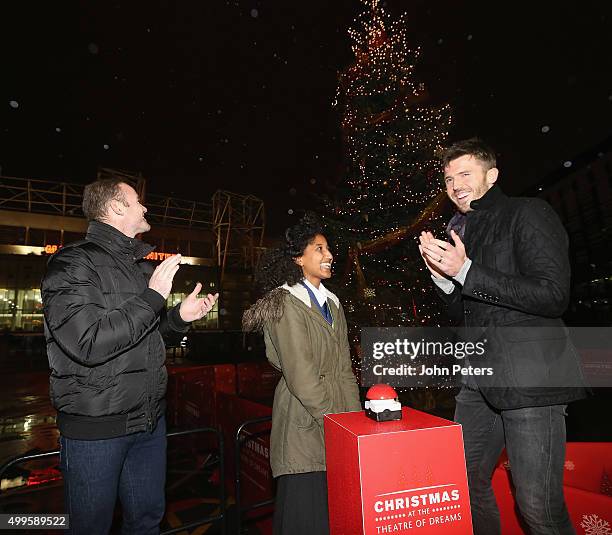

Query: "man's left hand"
<box><xmin>420</xmin><ymin>229</ymin><xmax>468</xmax><ymax>277</ymax></box>
<box><xmin>179</xmin><ymin>283</ymin><xmax>219</xmax><ymax>322</ymax></box>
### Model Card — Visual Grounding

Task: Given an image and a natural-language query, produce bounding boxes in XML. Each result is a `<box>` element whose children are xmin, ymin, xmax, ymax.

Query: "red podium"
<box><xmin>325</xmin><ymin>407</ymin><xmax>473</xmax><ymax>534</ymax></box>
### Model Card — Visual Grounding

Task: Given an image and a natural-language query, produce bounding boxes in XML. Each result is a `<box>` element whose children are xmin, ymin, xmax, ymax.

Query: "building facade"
<box><xmin>524</xmin><ymin>137</ymin><xmax>612</xmax><ymax>324</ymax></box>
<box><xmin>0</xmin><ymin>175</ymin><xmax>265</xmax><ymax>332</ymax></box>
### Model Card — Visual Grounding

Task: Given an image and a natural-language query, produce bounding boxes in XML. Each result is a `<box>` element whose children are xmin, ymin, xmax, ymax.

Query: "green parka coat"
<box><xmin>243</xmin><ymin>283</ymin><xmax>361</xmax><ymax>477</ymax></box>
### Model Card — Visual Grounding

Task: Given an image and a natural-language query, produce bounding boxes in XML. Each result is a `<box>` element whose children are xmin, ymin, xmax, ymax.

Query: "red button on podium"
<box><xmin>325</xmin><ymin>407</ymin><xmax>473</xmax><ymax>534</ymax></box>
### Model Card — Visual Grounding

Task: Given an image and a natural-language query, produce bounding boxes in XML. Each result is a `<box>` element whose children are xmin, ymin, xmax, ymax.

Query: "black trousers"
<box><xmin>273</xmin><ymin>471</ymin><xmax>330</xmax><ymax>535</ymax></box>
<box><xmin>455</xmin><ymin>387</ymin><xmax>574</xmax><ymax>535</ymax></box>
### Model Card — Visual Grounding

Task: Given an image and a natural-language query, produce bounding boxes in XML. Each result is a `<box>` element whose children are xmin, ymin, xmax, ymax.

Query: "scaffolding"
<box><xmin>0</xmin><ymin>174</ymin><xmax>216</xmax><ymax>231</ymax></box>
<box><xmin>97</xmin><ymin>168</ymin><xmax>147</xmax><ymax>199</ymax></box>
<box><xmin>0</xmin><ymin>175</ymin><xmax>84</xmax><ymax>217</ymax></box>
<box><xmin>97</xmin><ymin>168</ymin><xmax>214</xmax><ymax>230</ymax></box>
<box><xmin>0</xmin><ymin>175</ymin><xmax>266</xmax><ymax>279</ymax></box>
<box><xmin>212</xmin><ymin>190</ymin><xmax>265</xmax><ymax>284</ymax></box>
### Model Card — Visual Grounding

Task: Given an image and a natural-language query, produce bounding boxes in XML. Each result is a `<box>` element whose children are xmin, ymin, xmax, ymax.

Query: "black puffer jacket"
<box><xmin>438</xmin><ymin>185</ymin><xmax>587</xmax><ymax>409</ymax></box>
<box><xmin>42</xmin><ymin>221</ymin><xmax>189</xmax><ymax>439</ymax></box>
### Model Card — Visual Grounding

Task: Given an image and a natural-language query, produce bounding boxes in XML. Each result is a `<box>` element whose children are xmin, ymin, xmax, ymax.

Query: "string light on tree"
<box><xmin>323</xmin><ymin>0</ymin><xmax>453</xmax><ymax>395</ymax></box>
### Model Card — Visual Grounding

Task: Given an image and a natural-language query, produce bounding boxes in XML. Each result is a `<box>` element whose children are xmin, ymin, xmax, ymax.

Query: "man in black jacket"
<box><xmin>42</xmin><ymin>178</ymin><xmax>217</xmax><ymax>535</ymax></box>
<box><xmin>419</xmin><ymin>139</ymin><xmax>585</xmax><ymax>535</ymax></box>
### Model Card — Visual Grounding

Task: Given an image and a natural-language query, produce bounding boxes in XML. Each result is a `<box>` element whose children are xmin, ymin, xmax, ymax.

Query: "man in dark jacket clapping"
<box><xmin>419</xmin><ymin>139</ymin><xmax>586</xmax><ymax>535</ymax></box>
<box><xmin>42</xmin><ymin>178</ymin><xmax>217</xmax><ymax>535</ymax></box>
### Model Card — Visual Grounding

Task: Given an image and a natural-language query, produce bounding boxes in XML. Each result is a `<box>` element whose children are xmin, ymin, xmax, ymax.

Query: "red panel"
<box><xmin>236</xmin><ymin>362</ymin><xmax>281</xmax><ymax>401</ymax></box>
<box><xmin>178</xmin><ymin>364</ymin><xmax>236</xmax><ymax>396</ymax></box>
<box><xmin>173</xmin><ymin>364</ymin><xmax>236</xmax><ymax>428</ymax></box>
<box><xmin>167</xmin><ymin>365</ymin><xmax>236</xmax><ymax>453</ymax></box>
<box><xmin>325</xmin><ymin>407</ymin><xmax>473</xmax><ymax>535</ymax></box>
<box><xmin>563</xmin><ymin>442</ymin><xmax>612</xmax><ymax>493</ymax></box>
<box><xmin>492</xmin><ymin>443</ymin><xmax>612</xmax><ymax>534</ymax></box>
<box><xmin>215</xmin><ymin>391</ymin><xmax>273</xmax><ymax>508</ymax></box>
<box><xmin>325</xmin><ymin>414</ymin><xmax>363</xmax><ymax>535</ymax></box>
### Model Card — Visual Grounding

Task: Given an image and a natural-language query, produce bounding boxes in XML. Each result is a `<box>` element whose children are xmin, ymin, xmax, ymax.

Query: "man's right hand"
<box><xmin>148</xmin><ymin>254</ymin><xmax>182</xmax><ymax>299</ymax></box>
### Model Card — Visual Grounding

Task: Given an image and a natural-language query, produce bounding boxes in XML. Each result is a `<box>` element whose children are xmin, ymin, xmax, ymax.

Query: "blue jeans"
<box><xmin>59</xmin><ymin>417</ymin><xmax>167</xmax><ymax>535</ymax></box>
<box><xmin>454</xmin><ymin>387</ymin><xmax>574</xmax><ymax>535</ymax></box>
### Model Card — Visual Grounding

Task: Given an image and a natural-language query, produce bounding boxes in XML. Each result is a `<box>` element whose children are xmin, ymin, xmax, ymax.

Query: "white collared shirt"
<box><xmin>302</xmin><ymin>279</ymin><xmax>329</xmax><ymax>308</ymax></box>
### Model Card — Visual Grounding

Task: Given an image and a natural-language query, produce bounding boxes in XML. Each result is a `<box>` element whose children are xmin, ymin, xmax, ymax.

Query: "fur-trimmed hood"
<box><xmin>242</xmin><ymin>287</ymin><xmax>288</xmax><ymax>332</ymax></box>
<box><xmin>242</xmin><ymin>282</ymin><xmax>340</xmax><ymax>332</ymax></box>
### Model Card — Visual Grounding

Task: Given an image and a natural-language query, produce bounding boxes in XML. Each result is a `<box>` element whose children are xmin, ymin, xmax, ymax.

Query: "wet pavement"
<box><xmin>0</xmin><ymin>371</ymin><xmax>58</xmax><ymax>464</ymax></box>
<box><xmin>0</xmin><ymin>359</ymin><xmax>262</xmax><ymax>534</ymax></box>
<box><xmin>0</xmin><ymin>350</ymin><xmax>609</xmax><ymax>534</ymax></box>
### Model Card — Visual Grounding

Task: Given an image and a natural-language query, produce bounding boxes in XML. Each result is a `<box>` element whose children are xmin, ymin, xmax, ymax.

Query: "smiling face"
<box><xmin>444</xmin><ymin>154</ymin><xmax>498</xmax><ymax>213</ymax></box>
<box><xmin>295</xmin><ymin>234</ymin><xmax>333</xmax><ymax>288</ymax></box>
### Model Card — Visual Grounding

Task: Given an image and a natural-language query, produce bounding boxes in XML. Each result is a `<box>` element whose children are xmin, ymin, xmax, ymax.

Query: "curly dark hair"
<box><xmin>254</xmin><ymin>212</ymin><xmax>325</xmax><ymax>293</ymax></box>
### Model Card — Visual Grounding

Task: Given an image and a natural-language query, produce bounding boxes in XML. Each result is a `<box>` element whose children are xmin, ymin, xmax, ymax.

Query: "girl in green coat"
<box><xmin>243</xmin><ymin>214</ymin><xmax>361</xmax><ymax>535</ymax></box>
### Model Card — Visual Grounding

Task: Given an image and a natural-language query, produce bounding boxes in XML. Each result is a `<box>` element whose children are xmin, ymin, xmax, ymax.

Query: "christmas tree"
<box><xmin>324</xmin><ymin>0</ymin><xmax>452</xmax><ymax>336</ymax></box>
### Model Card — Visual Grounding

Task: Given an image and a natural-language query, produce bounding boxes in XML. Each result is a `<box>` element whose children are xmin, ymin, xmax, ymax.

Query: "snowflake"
<box><xmin>580</xmin><ymin>514</ymin><xmax>611</xmax><ymax>535</ymax></box>
<box><xmin>564</xmin><ymin>460</ymin><xmax>575</xmax><ymax>471</ymax></box>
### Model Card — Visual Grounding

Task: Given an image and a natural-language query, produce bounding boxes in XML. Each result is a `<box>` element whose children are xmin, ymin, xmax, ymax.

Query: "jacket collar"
<box><xmin>469</xmin><ymin>184</ymin><xmax>506</xmax><ymax>211</ymax></box>
<box><xmin>281</xmin><ymin>282</ymin><xmax>340</xmax><ymax>309</ymax></box>
<box><xmin>85</xmin><ymin>220</ymin><xmax>154</xmax><ymax>260</ymax></box>
<box><xmin>282</xmin><ymin>282</ymin><xmax>340</xmax><ymax>335</ymax></box>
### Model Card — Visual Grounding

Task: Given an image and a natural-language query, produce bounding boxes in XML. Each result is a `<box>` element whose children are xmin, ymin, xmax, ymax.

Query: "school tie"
<box><xmin>322</xmin><ymin>301</ymin><xmax>333</xmax><ymax>325</ymax></box>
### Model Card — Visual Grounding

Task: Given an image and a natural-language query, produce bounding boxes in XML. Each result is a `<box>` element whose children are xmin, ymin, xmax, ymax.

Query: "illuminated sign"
<box><xmin>145</xmin><ymin>252</ymin><xmax>176</xmax><ymax>261</ymax></box>
<box><xmin>44</xmin><ymin>244</ymin><xmax>175</xmax><ymax>260</ymax></box>
<box><xmin>41</xmin><ymin>245</ymin><xmax>208</xmax><ymax>264</ymax></box>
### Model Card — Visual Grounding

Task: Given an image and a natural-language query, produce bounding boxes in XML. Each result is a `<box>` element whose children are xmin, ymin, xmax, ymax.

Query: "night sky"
<box><xmin>2</xmin><ymin>1</ymin><xmax>611</xmax><ymax>236</ymax></box>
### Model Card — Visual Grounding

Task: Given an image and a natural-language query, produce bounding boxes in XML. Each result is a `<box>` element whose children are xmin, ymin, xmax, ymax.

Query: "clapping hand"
<box><xmin>148</xmin><ymin>254</ymin><xmax>182</xmax><ymax>299</ymax></box>
<box><xmin>179</xmin><ymin>283</ymin><xmax>219</xmax><ymax>322</ymax></box>
<box><xmin>419</xmin><ymin>230</ymin><xmax>467</xmax><ymax>278</ymax></box>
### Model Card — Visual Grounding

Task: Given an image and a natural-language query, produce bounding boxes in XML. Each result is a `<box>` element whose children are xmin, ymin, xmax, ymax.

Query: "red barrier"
<box><xmin>166</xmin><ymin>365</ymin><xmax>611</xmax><ymax>535</ymax></box>
<box><xmin>166</xmin><ymin>364</ymin><xmax>236</xmax><ymax>453</ymax></box>
<box><xmin>215</xmin><ymin>392</ymin><xmax>273</xmax><ymax>507</ymax></box>
<box><xmin>179</xmin><ymin>365</ymin><xmax>236</xmax><ymax>429</ymax></box>
<box><xmin>166</xmin><ymin>365</ymin><xmax>209</xmax><ymax>427</ymax></box>
<box><xmin>236</xmin><ymin>362</ymin><xmax>281</xmax><ymax>401</ymax></box>
<box><xmin>166</xmin><ymin>363</ymin><xmax>276</xmax><ymax>529</ymax></box>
